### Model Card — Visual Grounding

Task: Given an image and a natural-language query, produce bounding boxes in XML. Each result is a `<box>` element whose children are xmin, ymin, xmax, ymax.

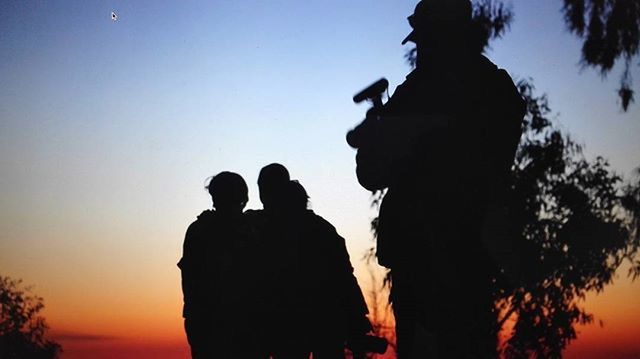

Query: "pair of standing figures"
<box><xmin>178</xmin><ymin>164</ymin><xmax>378</xmax><ymax>358</ymax></box>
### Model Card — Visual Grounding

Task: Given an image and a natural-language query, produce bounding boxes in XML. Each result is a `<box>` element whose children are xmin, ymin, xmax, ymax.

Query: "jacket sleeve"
<box><xmin>352</xmin><ymin>78</ymin><xmax>417</xmax><ymax>192</ymax></box>
<box><xmin>178</xmin><ymin>221</ymin><xmax>201</xmax><ymax>318</ymax></box>
<box><xmin>317</xmin><ymin>217</ymin><xmax>373</xmax><ymax>334</ymax></box>
<box><xmin>482</xmin><ymin>68</ymin><xmax>526</xmax><ymax>196</ymax></box>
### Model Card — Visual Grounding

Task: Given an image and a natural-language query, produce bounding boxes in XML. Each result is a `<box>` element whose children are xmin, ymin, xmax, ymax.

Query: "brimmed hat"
<box><xmin>402</xmin><ymin>0</ymin><xmax>472</xmax><ymax>45</ymax></box>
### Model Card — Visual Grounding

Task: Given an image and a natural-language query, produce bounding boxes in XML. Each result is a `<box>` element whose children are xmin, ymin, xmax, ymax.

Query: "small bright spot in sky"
<box><xmin>111</xmin><ymin>11</ymin><xmax>117</xmax><ymax>21</ymax></box>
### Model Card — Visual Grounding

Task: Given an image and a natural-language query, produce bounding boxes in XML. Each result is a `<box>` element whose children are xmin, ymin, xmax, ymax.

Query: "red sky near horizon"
<box><xmin>43</xmin><ymin>262</ymin><xmax>639</xmax><ymax>359</ymax></box>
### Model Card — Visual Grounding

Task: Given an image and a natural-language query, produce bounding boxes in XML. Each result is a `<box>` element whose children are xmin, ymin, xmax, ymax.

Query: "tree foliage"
<box><xmin>497</xmin><ymin>79</ymin><xmax>640</xmax><ymax>357</ymax></box>
<box><xmin>471</xmin><ymin>0</ymin><xmax>514</xmax><ymax>52</ymax></box>
<box><xmin>621</xmin><ymin>168</ymin><xmax>640</xmax><ymax>278</ymax></box>
<box><xmin>0</xmin><ymin>275</ymin><xmax>61</xmax><ymax>359</ymax></box>
<box><xmin>562</xmin><ymin>0</ymin><xmax>640</xmax><ymax>111</ymax></box>
<box><xmin>361</xmin><ymin>247</ymin><xmax>397</xmax><ymax>359</ymax></box>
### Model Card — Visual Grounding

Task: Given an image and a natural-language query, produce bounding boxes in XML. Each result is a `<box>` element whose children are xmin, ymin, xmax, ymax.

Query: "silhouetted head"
<box><xmin>402</xmin><ymin>0</ymin><xmax>473</xmax><ymax>62</ymax></box>
<box><xmin>207</xmin><ymin>171</ymin><xmax>248</xmax><ymax>214</ymax></box>
<box><xmin>257</xmin><ymin>163</ymin><xmax>290</xmax><ymax>211</ymax></box>
<box><xmin>287</xmin><ymin>180</ymin><xmax>310</xmax><ymax>211</ymax></box>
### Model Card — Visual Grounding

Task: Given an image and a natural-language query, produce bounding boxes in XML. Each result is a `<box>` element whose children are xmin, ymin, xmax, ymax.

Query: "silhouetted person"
<box><xmin>246</xmin><ymin>163</ymin><xmax>305</xmax><ymax>358</ymax></box>
<box><xmin>178</xmin><ymin>171</ymin><xmax>258</xmax><ymax>358</ymax></box>
<box><xmin>284</xmin><ymin>180</ymin><xmax>374</xmax><ymax>359</ymax></box>
<box><xmin>249</xmin><ymin>164</ymin><xmax>374</xmax><ymax>359</ymax></box>
<box><xmin>347</xmin><ymin>1</ymin><xmax>525</xmax><ymax>358</ymax></box>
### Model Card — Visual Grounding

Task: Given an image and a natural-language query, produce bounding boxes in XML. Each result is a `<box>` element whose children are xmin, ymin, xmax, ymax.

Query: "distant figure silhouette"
<box><xmin>347</xmin><ymin>1</ymin><xmax>525</xmax><ymax>358</ymax></box>
<box><xmin>178</xmin><ymin>171</ymin><xmax>259</xmax><ymax>358</ymax></box>
<box><xmin>248</xmin><ymin>164</ymin><xmax>376</xmax><ymax>359</ymax></box>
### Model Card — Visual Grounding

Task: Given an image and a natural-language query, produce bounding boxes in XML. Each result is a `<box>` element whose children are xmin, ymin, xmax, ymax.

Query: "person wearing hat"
<box><xmin>347</xmin><ymin>0</ymin><xmax>525</xmax><ymax>357</ymax></box>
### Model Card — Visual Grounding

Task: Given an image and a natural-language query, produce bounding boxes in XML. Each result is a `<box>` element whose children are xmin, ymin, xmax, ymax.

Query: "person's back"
<box><xmin>178</xmin><ymin>171</ymin><xmax>255</xmax><ymax>358</ymax></box>
<box><xmin>285</xmin><ymin>180</ymin><xmax>372</xmax><ymax>358</ymax></box>
<box><xmin>254</xmin><ymin>165</ymin><xmax>374</xmax><ymax>358</ymax></box>
<box><xmin>249</xmin><ymin>164</ymin><xmax>307</xmax><ymax>357</ymax></box>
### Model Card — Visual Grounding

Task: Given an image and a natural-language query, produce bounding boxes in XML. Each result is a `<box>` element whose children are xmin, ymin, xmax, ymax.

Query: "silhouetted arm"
<box><xmin>353</xmin><ymin>71</ymin><xmax>452</xmax><ymax>191</ymax></box>
<box><xmin>314</xmin><ymin>216</ymin><xmax>372</xmax><ymax>335</ymax></box>
<box><xmin>178</xmin><ymin>211</ymin><xmax>216</xmax><ymax>319</ymax></box>
<box><xmin>482</xmin><ymin>68</ymin><xmax>526</xmax><ymax>189</ymax></box>
<box><xmin>350</xmin><ymin>74</ymin><xmax>417</xmax><ymax>191</ymax></box>
<box><xmin>178</xmin><ymin>221</ymin><xmax>200</xmax><ymax>318</ymax></box>
<box><xmin>478</xmin><ymin>68</ymin><xmax>528</xmax><ymax>283</ymax></box>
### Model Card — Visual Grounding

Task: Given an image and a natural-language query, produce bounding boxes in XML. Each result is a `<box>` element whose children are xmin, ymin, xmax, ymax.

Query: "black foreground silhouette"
<box><xmin>179</xmin><ymin>165</ymin><xmax>386</xmax><ymax>358</ymax></box>
<box><xmin>347</xmin><ymin>0</ymin><xmax>525</xmax><ymax>357</ymax></box>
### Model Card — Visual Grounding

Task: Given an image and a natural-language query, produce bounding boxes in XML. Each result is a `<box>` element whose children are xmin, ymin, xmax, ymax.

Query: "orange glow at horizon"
<box><xmin>563</xmin><ymin>263</ymin><xmax>640</xmax><ymax>358</ymax></box>
<box><xmin>24</xmin><ymin>261</ymin><xmax>636</xmax><ymax>358</ymax></box>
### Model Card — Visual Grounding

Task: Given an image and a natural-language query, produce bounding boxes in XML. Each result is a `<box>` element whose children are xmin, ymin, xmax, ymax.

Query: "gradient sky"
<box><xmin>1</xmin><ymin>0</ymin><xmax>639</xmax><ymax>358</ymax></box>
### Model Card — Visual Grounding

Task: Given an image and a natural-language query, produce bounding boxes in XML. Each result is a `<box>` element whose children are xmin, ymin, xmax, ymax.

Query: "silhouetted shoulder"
<box><xmin>185</xmin><ymin>209</ymin><xmax>217</xmax><ymax>235</ymax></box>
<box><xmin>184</xmin><ymin>210</ymin><xmax>216</xmax><ymax>238</ymax></box>
<box><xmin>382</xmin><ymin>70</ymin><xmax>421</xmax><ymax>114</ymax></box>
<box><xmin>476</xmin><ymin>55</ymin><xmax>524</xmax><ymax>107</ymax></box>
<box><xmin>243</xmin><ymin>209</ymin><xmax>268</xmax><ymax>226</ymax></box>
<box><xmin>303</xmin><ymin>211</ymin><xmax>351</xmax><ymax>260</ymax></box>
<box><xmin>197</xmin><ymin>209</ymin><xmax>216</xmax><ymax>219</ymax></box>
<box><xmin>192</xmin><ymin>209</ymin><xmax>216</xmax><ymax>225</ymax></box>
<box><xmin>474</xmin><ymin>55</ymin><xmax>526</xmax><ymax>179</ymax></box>
<box><xmin>179</xmin><ymin>210</ymin><xmax>217</xmax><ymax>269</ymax></box>
<box><xmin>302</xmin><ymin>210</ymin><xmax>339</xmax><ymax>234</ymax></box>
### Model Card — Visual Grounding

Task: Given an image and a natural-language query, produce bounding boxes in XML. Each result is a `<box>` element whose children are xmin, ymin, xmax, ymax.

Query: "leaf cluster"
<box><xmin>563</xmin><ymin>0</ymin><xmax>640</xmax><ymax>110</ymax></box>
<box><xmin>471</xmin><ymin>0</ymin><xmax>514</xmax><ymax>53</ymax></box>
<box><xmin>0</xmin><ymin>275</ymin><xmax>61</xmax><ymax>359</ymax></box>
<box><xmin>498</xmin><ymin>79</ymin><xmax>639</xmax><ymax>357</ymax></box>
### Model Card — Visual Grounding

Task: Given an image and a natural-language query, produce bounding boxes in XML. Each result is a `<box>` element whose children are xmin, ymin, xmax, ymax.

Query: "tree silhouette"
<box><xmin>362</xmin><ymin>233</ymin><xmax>396</xmax><ymax>359</ymax></box>
<box><xmin>496</xmin><ymin>79</ymin><xmax>640</xmax><ymax>357</ymax></box>
<box><xmin>562</xmin><ymin>0</ymin><xmax>640</xmax><ymax>111</ymax></box>
<box><xmin>0</xmin><ymin>275</ymin><xmax>62</xmax><ymax>359</ymax></box>
<box><xmin>621</xmin><ymin>167</ymin><xmax>640</xmax><ymax>278</ymax></box>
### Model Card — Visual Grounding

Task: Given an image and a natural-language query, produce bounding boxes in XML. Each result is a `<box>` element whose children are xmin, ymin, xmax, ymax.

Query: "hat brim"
<box><xmin>401</xmin><ymin>30</ymin><xmax>415</xmax><ymax>45</ymax></box>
